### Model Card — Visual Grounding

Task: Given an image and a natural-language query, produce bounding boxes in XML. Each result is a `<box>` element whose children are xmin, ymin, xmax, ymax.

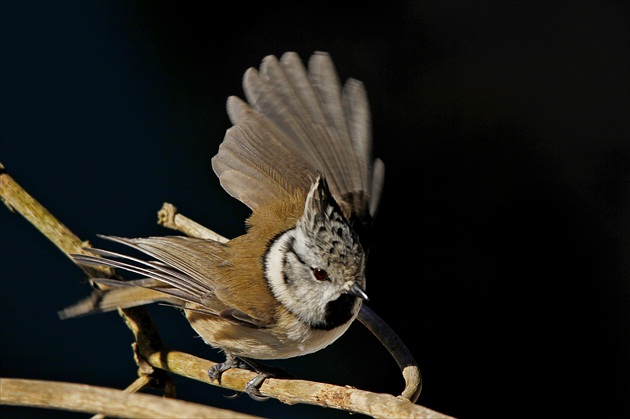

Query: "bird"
<box><xmin>59</xmin><ymin>51</ymin><xmax>385</xmax><ymax>400</ymax></box>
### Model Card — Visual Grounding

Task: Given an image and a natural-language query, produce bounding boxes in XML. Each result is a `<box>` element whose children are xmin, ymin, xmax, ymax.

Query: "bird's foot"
<box><xmin>208</xmin><ymin>353</ymin><xmax>293</xmax><ymax>401</ymax></box>
<box><xmin>208</xmin><ymin>352</ymin><xmax>250</xmax><ymax>383</ymax></box>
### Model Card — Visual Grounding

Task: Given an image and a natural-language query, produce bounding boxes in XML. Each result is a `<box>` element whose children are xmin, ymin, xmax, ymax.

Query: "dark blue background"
<box><xmin>1</xmin><ymin>1</ymin><xmax>628</xmax><ymax>418</ymax></box>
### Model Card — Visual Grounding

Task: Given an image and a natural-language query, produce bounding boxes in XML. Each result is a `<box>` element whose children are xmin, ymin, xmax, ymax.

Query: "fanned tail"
<box><xmin>59</xmin><ymin>235</ymin><xmax>228</xmax><ymax>319</ymax></box>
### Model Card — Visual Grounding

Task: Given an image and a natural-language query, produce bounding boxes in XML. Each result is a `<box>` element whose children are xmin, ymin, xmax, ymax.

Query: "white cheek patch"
<box><xmin>264</xmin><ymin>230</ymin><xmax>294</xmax><ymax>305</ymax></box>
<box><xmin>264</xmin><ymin>229</ymin><xmax>332</xmax><ymax>325</ymax></box>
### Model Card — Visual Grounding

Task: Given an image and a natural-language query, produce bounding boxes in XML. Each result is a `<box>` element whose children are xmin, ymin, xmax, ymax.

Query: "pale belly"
<box><xmin>186</xmin><ymin>310</ymin><xmax>358</xmax><ymax>360</ymax></box>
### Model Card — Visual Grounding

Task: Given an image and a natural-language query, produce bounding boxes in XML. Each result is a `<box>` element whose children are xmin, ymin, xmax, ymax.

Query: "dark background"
<box><xmin>1</xmin><ymin>1</ymin><xmax>628</xmax><ymax>418</ymax></box>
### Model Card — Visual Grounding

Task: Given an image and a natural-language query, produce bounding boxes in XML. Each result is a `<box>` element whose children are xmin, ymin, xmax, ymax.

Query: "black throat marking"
<box><xmin>312</xmin><ymin>294</ymin><xmax>358</xmax><ymax>330</ymax></box>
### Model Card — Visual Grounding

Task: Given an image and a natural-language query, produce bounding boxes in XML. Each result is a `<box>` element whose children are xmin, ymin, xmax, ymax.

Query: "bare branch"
<box><xmin>358</xmin><ymin>305</ymin><xmax>422</xmax><ymax>402</ymax></box>
<box><xmin>141</xmin><ymin>348</ymin><xmax>449</xmax><ymax>419</ymax></box>
<box><xmin>0</xmin><ymin>163</ymin><xmax>112</xmax><ymax>278</ymax></box>
<box><xmin>158</xmin><ymin>202</ymin><xmax>229</xmax><ymax>243</ymax></box>
<box><xmin>0</xmin><ymin>378</ymin><xmax>264</xmax><ymax>419</ymax></box>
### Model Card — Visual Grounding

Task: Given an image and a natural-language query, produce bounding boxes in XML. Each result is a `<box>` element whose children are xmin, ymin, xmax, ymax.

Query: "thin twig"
<box><xmin>158</xmin><ymin>202</ymin><xmax>229</xmax><ymax>243</ymax></box>
<box><xmin>358</xmin><ymin>305</ymin><xmax>422</xmax><ymax>402</ymax></box>
<box><xmin>0</xmin><ymin>163</ymin><xmax>112</xmax><ymax>278</ymax></box>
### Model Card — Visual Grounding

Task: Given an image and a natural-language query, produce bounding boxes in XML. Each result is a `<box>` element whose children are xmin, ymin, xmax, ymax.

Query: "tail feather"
<box><xmin>58</xmin><ymin>284</ymin><xmax>169</xmax><ymax>319</ymax></box>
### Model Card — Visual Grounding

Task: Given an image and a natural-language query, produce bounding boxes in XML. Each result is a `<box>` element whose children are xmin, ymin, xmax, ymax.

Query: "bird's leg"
<box><xmin>207</xmin><ymin>353</ymin><xmax>293</xmax><ymax>401</ymax></box>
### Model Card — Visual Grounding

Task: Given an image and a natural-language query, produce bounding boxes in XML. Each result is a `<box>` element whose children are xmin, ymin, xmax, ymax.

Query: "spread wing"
<box><xmin>211</xmin><ymin>51</ymin><xmax>385</xmax><ymax>230</ymax></box>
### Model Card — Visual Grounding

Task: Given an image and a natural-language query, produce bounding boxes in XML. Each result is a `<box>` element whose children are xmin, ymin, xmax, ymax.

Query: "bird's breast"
<box><xmin>186</xmin><ymin>304</ymin><xmax>359</xmax><ymax>360</ymax></box>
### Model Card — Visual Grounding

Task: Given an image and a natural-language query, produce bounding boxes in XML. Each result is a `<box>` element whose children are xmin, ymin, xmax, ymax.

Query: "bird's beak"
<box><xmin>347</xmin><ymin>283</ymin><xmax>369</xmax><ymax>301</ymax></box>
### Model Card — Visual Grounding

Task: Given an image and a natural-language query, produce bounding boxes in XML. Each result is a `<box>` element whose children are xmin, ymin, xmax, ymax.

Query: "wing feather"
<box><xmin>343</xmin><ymin>78</ymin><xmax>372</xmax><ymax>192</ymax></box>
<box><xmin>213</xmin><ymin>98</ymin><xmax>314</xmax><ymax>208</ymax></box>
<box><xmin>212</xmin><ymin>51</ymin><xmax>384</xmax><ymax>224</ymax></box>
<box><xmin>64</xmin><ymin>235</ymin><xmax>275</xmax><ymax>327</ymax></box>
<box><xmin>306</xmin><ymin>52</ymin><xmax>358</xmax><ymax>195</ymax></box>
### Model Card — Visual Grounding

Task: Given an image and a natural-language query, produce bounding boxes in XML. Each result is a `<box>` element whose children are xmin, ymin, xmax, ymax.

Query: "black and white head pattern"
<box><xmin>264</xmin><ymin>176</ymin><xmax>366</xmax><ymax>330</ymax></box>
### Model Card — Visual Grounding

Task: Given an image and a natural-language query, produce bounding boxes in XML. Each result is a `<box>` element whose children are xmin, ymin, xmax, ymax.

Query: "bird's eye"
<box><xmin>312</xmin><ymin>268</ymin><xmax>329</xmax><ymax>281</ymax></box>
